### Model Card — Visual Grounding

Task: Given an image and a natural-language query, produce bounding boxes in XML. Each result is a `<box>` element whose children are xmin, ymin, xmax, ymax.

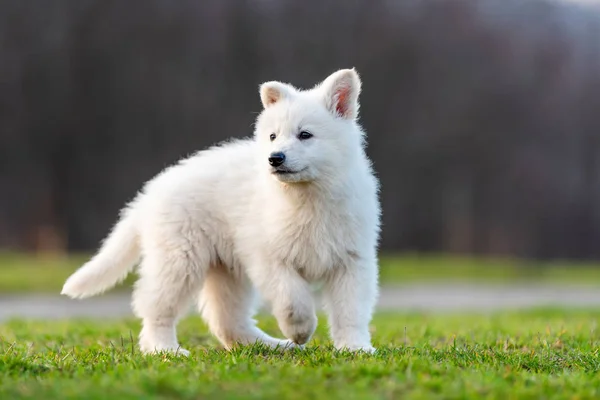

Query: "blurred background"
<box><xmin>2</xmin><ymin>0</ymin><xmax>600</xmax><ymax>300</ymax></box>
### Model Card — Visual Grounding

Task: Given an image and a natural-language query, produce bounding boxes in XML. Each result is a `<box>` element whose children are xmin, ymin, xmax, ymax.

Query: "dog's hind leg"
<box><xmin>132</xmin><ymin>244</ymin><xmax>205</xmax><ymax>356</ymax></box>
<box><xmin>199</xmin><ymin>266</ymin><xmax>294</xmax><ymax>350</ymax></box>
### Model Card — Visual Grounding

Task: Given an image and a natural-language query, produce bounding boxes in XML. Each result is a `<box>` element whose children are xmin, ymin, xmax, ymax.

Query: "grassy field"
<box><xmin>1</xmin><ymin>309</ymin><xmax>600</xmax><ymax>399</ymax></box>
<box><xmin>2</xmin><ymin>252</ymin><xmax>600</xmax><ymax>294</ymax></box>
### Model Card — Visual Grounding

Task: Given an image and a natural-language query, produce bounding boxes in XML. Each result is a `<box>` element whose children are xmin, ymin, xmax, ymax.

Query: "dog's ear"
<box><xmin>320</xmin><ymin>68</ymin><xmax>361</xmax><ymax>120</ymax></box>
<box><xmin>260</xmin><ymin>81</ymin><xmax>294</xmax><ymax>109</ymax></box>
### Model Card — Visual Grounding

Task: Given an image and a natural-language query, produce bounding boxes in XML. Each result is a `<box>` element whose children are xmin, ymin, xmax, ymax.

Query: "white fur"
<box><xmin>62</xmin><ymin>69</ymin><xmax>381</xmax><ymax>355</ymax></box>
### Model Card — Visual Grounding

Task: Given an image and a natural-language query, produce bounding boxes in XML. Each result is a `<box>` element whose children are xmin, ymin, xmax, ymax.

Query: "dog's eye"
<box><xmin>269</xmin><ymin>133</ymin><xmax>276</xmax><ymax>141</ymax></box>
<box><xmin>297</xmin><ymin>131</ymin><xmax>313</xmax><ymax>140</ymax></box>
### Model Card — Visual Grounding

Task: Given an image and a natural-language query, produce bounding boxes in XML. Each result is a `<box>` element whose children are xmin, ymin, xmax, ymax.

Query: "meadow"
<box><xmin>1</xmin><ymin>253</ymin><xmax>599</xmax><ymax>399</ymax></box>
<box><xmin>2</xmin><ymin>311</ymin><xmax>600</xmax><ymax>399</ymax></box>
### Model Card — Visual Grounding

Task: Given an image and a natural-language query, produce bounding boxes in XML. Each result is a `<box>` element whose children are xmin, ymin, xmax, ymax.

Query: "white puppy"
<box><xmin>62</xmin><ymin>69</ymin><xmax>381</xmax><ymax>355</ymax></box>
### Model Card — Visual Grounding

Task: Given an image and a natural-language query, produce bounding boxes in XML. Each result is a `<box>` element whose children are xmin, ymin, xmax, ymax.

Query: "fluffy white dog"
<box><xmin>62</xmin><ymin>68</ymin><xmax>381</xmax><ymax>355</ymax></box>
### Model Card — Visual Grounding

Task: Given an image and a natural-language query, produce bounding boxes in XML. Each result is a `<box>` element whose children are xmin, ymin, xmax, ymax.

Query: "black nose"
<box><xmin>268</xmin><ymin>152</ymin><xmax>286</xmax><ymax>167</ymax></box>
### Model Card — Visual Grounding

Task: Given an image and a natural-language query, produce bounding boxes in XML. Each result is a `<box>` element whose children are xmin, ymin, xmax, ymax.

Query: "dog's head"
<box><xmin>255</xmin><ymin>69</ymin><xmax>364</xmax><ymax>184</ymax></box>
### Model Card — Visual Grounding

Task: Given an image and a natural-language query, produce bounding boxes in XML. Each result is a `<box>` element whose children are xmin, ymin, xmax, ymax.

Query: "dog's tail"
<box><xmin>61</xmin><ymin>206</ymin><xmax>141</xmax><ymax>299</ymax></box>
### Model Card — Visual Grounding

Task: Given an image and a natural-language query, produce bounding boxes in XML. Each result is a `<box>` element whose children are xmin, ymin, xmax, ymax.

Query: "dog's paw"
<box><xmin>172</xmin><ymin>347</ymin><xmax>191</xmax><ymax>357</ymax></box>
<box><xmin>278</xmin><ymin>310</ymin><xmax>317</xmax><ymax>345</ymax></box>
<box><xmin>139</xmin><ymin>342</ymin><xmax>190</xmax><ymax>357</ymax></box>
<box><xmin>270</xmin><ymin>339</ymin><xmax>305</xmax><ymax>352</ymax></box>
<box><xmin>335</xmin><ymin>344</ymin><xmax>377</xmax><ymax>354</ymax></box>
<box><xmin>282</xmin><ymin>339</ymin><xmax>305</xmax><ymax>350</ymax></box>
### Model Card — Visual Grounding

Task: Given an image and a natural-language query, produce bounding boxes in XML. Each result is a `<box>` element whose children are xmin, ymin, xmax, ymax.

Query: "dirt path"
<box><xmin>1</xmin><ymin>283</ymin><xmax>600</xmax><ymax>321</ymax></box>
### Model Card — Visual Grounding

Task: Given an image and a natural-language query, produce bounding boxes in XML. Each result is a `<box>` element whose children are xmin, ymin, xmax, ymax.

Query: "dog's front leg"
<box><xmin>322</xmin><ymin>258</ymin><xmax>379</xmax><ymax>353</ymax></box>
<box><xmin>250</xmin><ymin>264</ymin><xmax>317</xmax><ymax>346</ymax></box>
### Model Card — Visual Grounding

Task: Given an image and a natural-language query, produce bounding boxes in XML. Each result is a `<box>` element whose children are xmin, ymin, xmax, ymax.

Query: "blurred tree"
<box><xmin>1</xmin><ymin>0</ymin><xmax>600</xmax><ymax>261</ymax></box>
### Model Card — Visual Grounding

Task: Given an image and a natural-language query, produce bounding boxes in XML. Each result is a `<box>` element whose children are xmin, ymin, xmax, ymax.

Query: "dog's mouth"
<box><xmin>271</xmin><ymin>167</ymin><xmax>307</xmax><ymax>175</ymax></box>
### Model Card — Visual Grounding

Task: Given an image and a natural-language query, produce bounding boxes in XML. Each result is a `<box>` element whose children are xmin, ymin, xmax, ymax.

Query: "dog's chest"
<box><xmin>267</xmin><ymin>206</ymin><xmax>357</xmax><ymax>279</ymax></box>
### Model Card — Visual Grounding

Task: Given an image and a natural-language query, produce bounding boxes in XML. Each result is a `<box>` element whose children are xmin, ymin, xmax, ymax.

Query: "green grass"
<box><xmin>1</xmin><ymin>310</ymin><xmax>600</xmax><ymax>399</ymax></box>
<box><xmin>379</xmin><ymin>254</ymin><xmax>600</xmax><ymax>285</ymax></box>
<box><xmin>2</xmin><ymin>252</ymin><xmax>600</xmax><ymax>294</ymax></box>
